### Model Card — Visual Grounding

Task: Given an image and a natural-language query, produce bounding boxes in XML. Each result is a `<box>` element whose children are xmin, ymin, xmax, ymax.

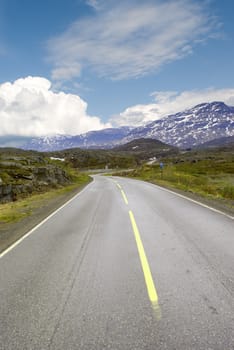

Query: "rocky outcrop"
<box><xmin>0</xmin><ymin>155</ymin><xmax>71</xmax><ymax>203</ymax></box>
<box><xmin>0</xmin><ymin>184</ymin><xmax>13</xmax><ymax>203</ymax></box>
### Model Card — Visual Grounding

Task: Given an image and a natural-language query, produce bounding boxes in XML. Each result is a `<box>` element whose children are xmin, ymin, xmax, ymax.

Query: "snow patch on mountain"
<box><xmin>23</xmin><ymin>102</ymin><xmax>234</xmax><ymax>151</ymax></box>
<box><xmin>122</xmin><ymin>102</ymin><xmax>234</xmax><ymax>148</ymax></box>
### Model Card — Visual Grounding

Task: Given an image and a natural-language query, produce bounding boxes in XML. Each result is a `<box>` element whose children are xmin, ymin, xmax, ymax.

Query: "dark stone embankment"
<box><xmin>0</xmin><ymin>155</ymin><xmax>70</xmax><ymax>203</ymax></box>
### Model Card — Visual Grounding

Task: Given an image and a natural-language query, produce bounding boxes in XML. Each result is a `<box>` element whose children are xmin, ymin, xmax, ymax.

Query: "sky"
<box><xmin>0</xmin><ymin>0</ymin><xmax>234</xmax><ymax>139</ymax></box>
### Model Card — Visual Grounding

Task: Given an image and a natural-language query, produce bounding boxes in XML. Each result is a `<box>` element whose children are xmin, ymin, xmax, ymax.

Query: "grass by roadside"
<box><xmin>0</xmin><ymin>171</ymin><xmax>91</xmax><ymax>253</ymax></box>
<box><xmin>0</xmin><ymin>172</ymin><xmax>90</xmax><ymax>224</ymax></box>
<box><xmin>116</xmin><ymin>156</ymin><xmax>234</xmax><ymax>215</ymax></box>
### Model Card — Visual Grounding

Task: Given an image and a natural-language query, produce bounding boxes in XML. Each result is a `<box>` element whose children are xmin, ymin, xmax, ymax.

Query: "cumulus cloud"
<box><xmin>0</xmin><ymin>76</ymin><xmax>110</xmax><ymax>137</ymax></box>
<box><xmin>48</xmin><ymin>0</ymin><xmax>216</xmax><ymax>81</ymax></box>
<box><xmin>112</xmin><ymin>88</ymin><xmax>234</xmax><ymax>126</ymax></box>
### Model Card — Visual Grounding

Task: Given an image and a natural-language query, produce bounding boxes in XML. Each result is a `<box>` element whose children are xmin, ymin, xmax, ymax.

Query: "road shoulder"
<box><xmin>0</xmin><ymin>180</ymin><xmax>92</xmax><ymax>254</ymax></box>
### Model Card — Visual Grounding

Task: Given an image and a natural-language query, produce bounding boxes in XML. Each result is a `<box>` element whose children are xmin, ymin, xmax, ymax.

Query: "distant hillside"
<box><xmin>0</xmin><ymin>147</ymin><xmax>40</xmax><ymax>156</ymax></box>
<box><xmin>112</xmin><ymin>138</ymin><xmax>178</xmax><ymax>160</ymax></box>
<box><xmin>45</xmin><ymin>138</ymin><xmax>178</xmax><ymax>169</ymax></box>
<box><xmin>45</xmin><ymin>148</ymin><xmax>136</xmax><ymax>169</ymax></box>
<box><xmin>197</xmin><ymin>135</ymin><xmax>234</xmax><ymax>149</ymax></box>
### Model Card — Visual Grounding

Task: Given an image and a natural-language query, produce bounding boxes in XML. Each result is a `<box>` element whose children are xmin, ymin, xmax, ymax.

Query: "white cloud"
<box><xmin>48</xmin><ymin>0</ymin><xmax>216</xmax><ymax>81</ymax></box>
<box><xmin>112</xmin><ymin>88</ymin><xmax>234</xmax><ymax>126</ymax></box>
<box><xmin>51</xmin><ymin>62</ymin><xmax>82</xmax><ymax>81</ymax></box>
<box><xmin>0</xmin><ymin>76</ymin><xmax>110</xmax><ymax>137</ymax></box>
<box><xmin>86</xmin><ymin>0</ymin><xmax>100</xmax><ymax>10</ymax></box>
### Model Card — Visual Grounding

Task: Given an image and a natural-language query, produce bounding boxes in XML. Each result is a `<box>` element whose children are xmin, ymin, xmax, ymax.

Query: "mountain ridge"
<box><xmin>22</xmin><ymin>101</ymin><xmax>234</xmax><ymax>151</ymax></box>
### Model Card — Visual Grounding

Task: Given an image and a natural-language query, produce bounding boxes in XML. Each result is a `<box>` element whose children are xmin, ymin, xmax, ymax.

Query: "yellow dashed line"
<box><xmin>113</xmin><ymin>179</ymin><xmax>161</xmax><ymax>317</ymax></box>
<box><xmin>115</xmin><ymin>181</ymin><xmax>128</xmax><ymax>205</ymax></box>
<box><xmin>129</xmin><ymin>210</ymin><xmax>161</xmax><ymax>317</ymax></box>
<box><xmin>121</xmin><ymin>190</ymin><xmax>129</xmax><ymax>205</ymax></box>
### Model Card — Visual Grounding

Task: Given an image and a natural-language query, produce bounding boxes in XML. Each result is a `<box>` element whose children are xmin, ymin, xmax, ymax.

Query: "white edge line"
<box><xmin>0</xmin><ymin>180</ymin><xmax>94</xmax><ymax>259</ymax></box>
<box><xmin>146</xmin><ymin>181</ymin><xmax>234</xmax><ymax>220</ymax></box>
<box><xmin>113</xmin><ymin>176</ymin><xmax>234</xmax><ymax>221</ymax></box>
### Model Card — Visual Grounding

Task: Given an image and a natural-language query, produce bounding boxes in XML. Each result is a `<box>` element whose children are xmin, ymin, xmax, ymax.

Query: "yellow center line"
<box><xmin>129</xmin><ymin>210</ymin><xmax>161</xmax><ymax>317</ymax></box>
<box><xmin>113</xmin><ymin>179</ymin><xmax>160</xmax><ymax>317</ymax></box>
<box><xmin>121</xmin><ymin>190</ymin><xmax>129</xmax><ymax>205</ymax></box>
<box><xmin>114</xmin><ymin>181</ymin><xmax>128</xmax><ymax>205</ymax></box>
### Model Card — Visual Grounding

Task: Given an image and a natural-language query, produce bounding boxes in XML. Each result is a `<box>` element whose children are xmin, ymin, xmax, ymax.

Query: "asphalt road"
<box><xmin>0</xmin><ymin>175</ymin><xmax>234</xmax><ymax>350</ymax></box>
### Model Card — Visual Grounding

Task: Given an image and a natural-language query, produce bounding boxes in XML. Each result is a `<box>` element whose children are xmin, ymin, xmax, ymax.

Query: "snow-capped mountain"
<box><xmin>123</xmin><ymin>101</ymin><xmax>234</xmax><ymax>149</ymax></box>
<box><xmin>196</xmin><ymin>135</ymin><xmax>234</xmax><ymax>149</ymax></box>
<box><xmin>23</xmin><ymin>127</ymin><xmax>133</xmax><ymax>151</ymax></box>
<box><xmin>23</xmin><ymin>102</ymin><xmax>234</xmax><ymax>151</ymax></box>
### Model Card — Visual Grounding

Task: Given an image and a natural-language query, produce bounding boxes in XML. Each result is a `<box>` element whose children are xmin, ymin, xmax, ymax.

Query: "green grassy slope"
<box><xmin>116</xmin><ymin>147</ymin><xmax>234</xmax><ymax>208</ymax></box>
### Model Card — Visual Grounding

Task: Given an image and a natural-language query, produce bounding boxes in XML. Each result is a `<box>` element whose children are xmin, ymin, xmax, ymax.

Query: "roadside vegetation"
<box><xmin>0</xmin><ymin>147</ymin><xmax>91</xmax><ymax>225</ymax></box>
<box><xmin>0</xmin><ymin>171</ymin><xmax>90</xmax><ymax>224</ymax></box>
<box><xmin>1</xmin><ymin>141</ymin><xmax>233</xmax><ymax>226</ymax></box>
<box><xmin>116</xmin><ymin>148</ymin><xmax>234</xmax><ymax>211</ymax></box>
<box><xmin>46</xmin><ymin>148</ymin><xmax>137</xmax><ymax>169</ymax></box>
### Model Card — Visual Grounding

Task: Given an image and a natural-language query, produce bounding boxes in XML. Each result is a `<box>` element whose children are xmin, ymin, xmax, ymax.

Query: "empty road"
<box><xmin>0</xmin><ymin>175</ymin><xmax>234</xmax><ymax>349</ymax></box>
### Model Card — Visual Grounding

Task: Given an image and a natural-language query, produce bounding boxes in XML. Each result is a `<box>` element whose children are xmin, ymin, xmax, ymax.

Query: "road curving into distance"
<box><xmin>0</xmin><ymin>175</ymin><xmax>234</xmax><ymax>349</ymax></box>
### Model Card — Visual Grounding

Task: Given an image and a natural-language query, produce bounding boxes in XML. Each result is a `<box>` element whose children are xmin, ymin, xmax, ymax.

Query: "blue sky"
<box><xmin>0</xmin><ymin>0</ymin><xmax>234</xmax><ymax>138</ymax></box>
